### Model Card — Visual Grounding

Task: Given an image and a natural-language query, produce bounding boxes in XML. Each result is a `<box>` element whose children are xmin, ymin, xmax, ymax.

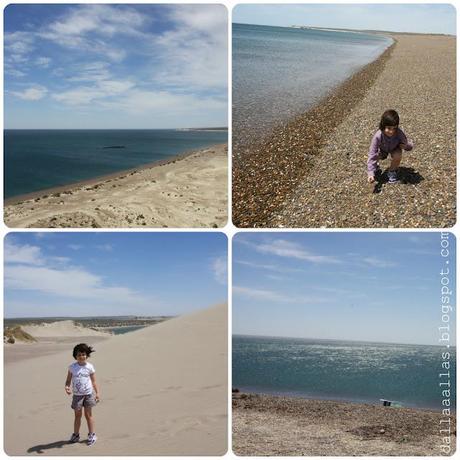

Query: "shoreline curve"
<box><xmin>5</xmin><ymin>143</ymin><xmax>227</xmax><ymax>206</ymax></box>
<box><xmin>232</xmin><ymin>39</ymin><xmax>395</xmax><ymax>227</ymax></box>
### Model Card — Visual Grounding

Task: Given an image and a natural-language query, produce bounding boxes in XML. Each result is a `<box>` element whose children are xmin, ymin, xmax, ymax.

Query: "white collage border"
<box><xmin>1</xmin><ymin>0</ymin><xmax>458</xmax><ymax>459</ymax></box>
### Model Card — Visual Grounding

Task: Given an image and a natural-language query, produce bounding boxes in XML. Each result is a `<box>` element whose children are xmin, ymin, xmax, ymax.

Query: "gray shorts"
<box><xmin>71</xmin><ymin>393</ymin><xmax>97</xmax><ymax>410</ymax></box>
<box><xmin>378</xmin><ymin>147</ymin><xmax>402</xmax><ymax>160</ymax></box>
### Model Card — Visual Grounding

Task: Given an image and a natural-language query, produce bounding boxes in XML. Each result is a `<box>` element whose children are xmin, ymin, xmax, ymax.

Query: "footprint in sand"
<box><xmin>162</xmin><ymin>385</ymin><xmax>183</xmax><ymax>391</ymax></box>
<box><xmin>200</xmin><ymin>384</ymin><xmax>224</xmax><ymax>390</ymax></box>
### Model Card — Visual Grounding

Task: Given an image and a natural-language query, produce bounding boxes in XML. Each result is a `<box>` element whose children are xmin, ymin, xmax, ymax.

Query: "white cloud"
<box><xmin>5</xmin><ymin>263</ymin><xmax>145</xmax><ymax>305</ymax></box>
<box><xmin>52</xmin><ymin>87</ymin><xmax>101</xmax><ymax>105</ymax></box>
<box><xmin>5</xmin><ymin>67</ymin><xmax>26</xmax><ymax>78</ymax></box>
<box><xmin>51</xmin><ymin>256</ymin><xmax>71</xmax><ymax>264</ymax></box>
<box><xmin>236</xmin><ymin>260</ymin><xmax>305</xmax><ymax>274</ymax></box>
<box><xmin>97</xmin><ymin>80</ymin><xmax>134</xmax><ymax>94</ymax></box>
<box><xmin>212</xmin><ymin>256</ymin><xmax>227</xmax><ymax>285</ymax></box>
<box><xmin>266</xmin><ymin>274</ymin><xmax>285</xmax><ymax>281</ymax></box>
<box><xmin>67</xmin><ymin>62</ymin><xmax>112</xmax><ymax>83</ymax></box>
<box><xmin>10</xmin><ymin>86</ymin><xmax>48</xmax><ymax>101</ymax></box>
<box><xmin>35</xmin><ymin>56</ymin><xmax>51</xmax><ymax>68</ymax></box>
<box><xmin>96</xmin><ymin>244</ymin><xmax>113</xmax><ymax>252</ymax></box>
<box><xmin>4</xmin><ymin>242</ymin><xmax>153</xmax><ymax>310</ymax></box>
<box><xmin>253</xmin><ymin>239</ymin><xmax>341</xmax><ymax>264</ymax></box>
<box><xmin>38</xmin><ymin>5</ymin><xmax>147</xmax><ymax>62</ymax></box>
<box><xmin>68</xmin><ymin>244</ymin><xmax>83</xmax><ymax>250</ymax></box>
<box><xmin>5</xmin><ymin>242</ymin><xmax>44</xmax><ymax>266</ymax></box>
<box><xmin>5</xmin><ymin>5</ymin><xmax>228</xmax><ymax>127</ymax></box>
<box><xmin>234</xmin><ymin>286</ymin><xmax>326</xmax><ymax>304</ymax></box>
<box><xmin>362</xmin><ymin>257</ymin><xmax>396</xmax><ymax>268</ymax></box>
<box><xmin>4</xmin><ymin>31</ymin><xmax>34</xmax><ymax>55</ymax></box>
<box><xmin>8</xmin><ymin>54</ymin><xmax>28</xmax><ymax>64</ymax></box>
<box><xmin>52</xmin><ymin>79</ymin><xmax>134</xmax><ymax>105</ymax></box>
<box><xmin>96</xmin><ymin>89</ymin><xmax>227</xmax><ymax>118</ymax></box>
<box><xmin>233</xmin><ymin>286</ymin><xmax>289</xmax><ymax>302</ymax></box>
<box><xmin>151</xmin><ymin>4</ymin><xmax>227</xmax><ymax>89</ymax></box>
<box><xmin>46</xmin><ymin>4</ymin><xmax>146</xmax><ymax>38</ymax></box>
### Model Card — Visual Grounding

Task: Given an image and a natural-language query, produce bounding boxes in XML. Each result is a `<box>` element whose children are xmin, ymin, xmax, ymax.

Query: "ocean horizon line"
<box><xmin>5</xmin><ymin>315</ymin><xmax>175</xmax><ymax>320</ymax></box>
<box><xmin>232</xmin><ymin>21</ymin><xmax>455</xmax><ymax>37</ymax></box>
<box><xmin>233</xmin><ymin>333</ymin><xmax>453</xmax><ymax>348</ymax></box>
<box><xmin>5</xmin><ymin>127</ymin><xmax>228</xmax><ymax>131</ymax></box>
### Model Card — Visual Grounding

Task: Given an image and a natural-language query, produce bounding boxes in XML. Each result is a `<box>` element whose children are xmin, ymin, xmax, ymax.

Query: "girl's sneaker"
<box><xmin>388</xmin><ymin>170</ymin><xmax>399</xmax><ymax>184</ymax></box>
<box><xmin>69</xmin><ymin>433</ymin><xmax>80</xmax><ymax>443</ymax></box>
<box><xmin>87</xmin><ymin>433</ymin><xmax>97</xmax><ymax>446</ymax></box>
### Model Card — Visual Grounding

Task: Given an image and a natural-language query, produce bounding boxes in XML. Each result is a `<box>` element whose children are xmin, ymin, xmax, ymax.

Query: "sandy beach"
<box><xmin>4</xmin><ymin>144</ymin><xmax>228</xmax><ymax>228</ymax></box>
<box><xmin>4</xmin><ymin>304</ymin><xmax>228</xmax><ymax>455</ymax></box>
<box><xmin>233</xmin><ymin>393</ymin><xmax>456</xmax><ymax>456</ymax></box>
<box><xmin>233</xmin><ymin>34</ymin><xmax>455</xmax><ymax>228</ymax></box>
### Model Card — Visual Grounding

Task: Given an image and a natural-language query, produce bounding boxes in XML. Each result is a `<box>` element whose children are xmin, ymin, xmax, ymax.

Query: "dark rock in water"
<box><xmin>102</xmin><ymin>145</ymin><xmax>126</xmax><ymax>149</ymax></box>
<box><xmin>232</xmin><ymin>388</ymin><xmax>240</xmax><ymax>393</ymax></box>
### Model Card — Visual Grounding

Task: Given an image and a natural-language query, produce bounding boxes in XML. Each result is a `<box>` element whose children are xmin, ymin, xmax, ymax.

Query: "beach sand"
<box><xmin>4</xmin><ymin>144</ymin><xmax>227</xmax><ymax>228</ymax></box>
<box><xmin>4</xmin><ymin>304</ymin><xmax>228</xmax><ymax>455</ymax></box>
<box><xmin>233</xmin><ymin>393</ymin><xmax>456</xmax><ymax>456</ymax></box>
<box><xmin>4</xmin><ymin>321</ymin><xmax>112</xmax><ymax>364</ymax></box>
<box><xmin>233</xmin><ymin>34</ymin><xmax>455</xmax><ymax>228</ymax></box>
<box><xmin>4</xmin><ymin>336</ymin><xmax>110</xmax><ymax>365</ymax></box>
<box><xmin>21</xmin><ymin>320</ymin><xmax>112</xmax><ymax>338</ymax></box>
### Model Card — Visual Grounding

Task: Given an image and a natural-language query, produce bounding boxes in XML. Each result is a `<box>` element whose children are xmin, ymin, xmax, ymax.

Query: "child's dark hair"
<box><xmin>73</xmin><ymin>343</ymin><xmax>95</xmax><ymax>359</ymax></box>
<box><xmin>379</xmin><ymin>109</ymin><xmax>399</xmax><ymax>131</ymax></box>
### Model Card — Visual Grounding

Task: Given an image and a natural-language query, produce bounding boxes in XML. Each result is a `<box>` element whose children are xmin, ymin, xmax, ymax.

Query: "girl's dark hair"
<box><xmin>73</xmin><ymin>343</ymin><xmax>95</xmax><ymax>359</ymax></box>
<box><xmin>379</xmin><ymin>109</ymin><xmax>400</xmax><ymax>131</ymax></box>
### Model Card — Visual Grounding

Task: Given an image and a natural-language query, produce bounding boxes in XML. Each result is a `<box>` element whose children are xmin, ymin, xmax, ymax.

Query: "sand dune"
<box><xmin>4</xmin><ymin>304</ymin><xmax>228</xmax><ymax>455</ymax></box>
<box><xmin>4</xmin><ymin>145</ymin><xmax>228</xmax><ymax>228</ymax></box>
<box><xmin>22</xmin><ymin>320</ymin><xmax>111</xmax><ymax>338</ymax></box>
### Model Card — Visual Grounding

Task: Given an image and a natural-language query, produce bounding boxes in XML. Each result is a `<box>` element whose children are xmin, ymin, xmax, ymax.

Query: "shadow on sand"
<box><xmin>373</xmin><ymin>167</ymin><xmax>424</xmax><ymax>194</ymax></box>
<box><xmin>27</xmin><ymin>440</ymin><xmax>84</xmax><ymax>454</ymax></box>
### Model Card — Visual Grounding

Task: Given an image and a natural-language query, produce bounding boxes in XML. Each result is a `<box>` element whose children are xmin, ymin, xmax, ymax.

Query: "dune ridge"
<box><xmin>4</xmin><ymin>304</ymin><xmax>228</xmax><ymax>455</ymax></box>
<box><xmin>21</xmin><ymin>320</ymin><xmax>111</xmax><ymax>338</ymax></box>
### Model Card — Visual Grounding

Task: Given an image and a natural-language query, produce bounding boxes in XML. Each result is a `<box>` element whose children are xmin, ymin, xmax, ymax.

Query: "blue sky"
<box><xmin>4</xmin><ymin>4</ymin><xmax>227</xmax><ymax>129</ymax></box>
<box><xmin>4</xmin><ymin>232</ymin><xmax>227</xmax><ymax>317</ymax></box>
<box><xmin>233</xmin><ymin>4</ymin><xmax>456</xmax><ymax>35</ymax></box>
<box><xmin>233</xmin><ymin>232</ymin><xmax>456</xmax><ymax>346</ymax></box>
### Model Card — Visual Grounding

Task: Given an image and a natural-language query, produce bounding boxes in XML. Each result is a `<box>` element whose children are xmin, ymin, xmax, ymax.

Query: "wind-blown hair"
<box><xmin>73</xmin><ymin>343</ymin><xmax>95</xmax><ymax>359</ymax></box>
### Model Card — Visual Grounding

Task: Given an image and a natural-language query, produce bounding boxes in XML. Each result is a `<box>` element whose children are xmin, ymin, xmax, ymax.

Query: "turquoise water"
<box><xmin>233</xmin><ymin>23</ymin><xmax>392</xmax><ymax>146</ymax></box>
<box><xmin>233</xmin><ymin>335</ymin><xmax>456</xmax><ymax>410</ymax></box>
<box><xmin>112</xmin><ymin>326</ymin><xmax>146</xmax><ymax>335</ymax></box>
<box><xmin>4</xmin><ymin>129</ymin><xmax>228</xmax><ymax>198</ymax></box>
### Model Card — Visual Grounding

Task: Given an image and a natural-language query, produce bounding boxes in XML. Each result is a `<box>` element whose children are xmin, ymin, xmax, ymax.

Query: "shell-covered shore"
<box><xmin>233</xmin><ymin>393</ymin><xmax>456</xmax><ymax>456</ymax></box>
<box><xmin>232</xmin><ymin>34</ymin><xmax>455</xmax><ymax>228</ymax></box>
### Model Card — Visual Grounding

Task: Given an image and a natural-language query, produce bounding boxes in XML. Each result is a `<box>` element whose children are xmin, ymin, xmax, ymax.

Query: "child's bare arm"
<box><xmin>65</xmin><ymin>370</ymin><xmax>72</xmax><ymax>395</ymax></box>
<box><xmin>90</xmin><ymin>373</ymin><xmax>100</xmax><ymax>401</ymax></box>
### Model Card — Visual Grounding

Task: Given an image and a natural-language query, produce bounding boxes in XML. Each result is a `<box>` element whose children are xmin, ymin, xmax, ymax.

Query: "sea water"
<box><xmin>233</xmin><ymin>23</ymin><xmax>392</xmax><ymax>147</ymax></box>
<box><xmin>233</xmin><ymin>335</ymin><xmax>456</xmax><ymax>410</ymax></box>
<box><xmin>4</xmin><ymin>129</ymin><xmax>228</xmax><ymax>198</ymax></box>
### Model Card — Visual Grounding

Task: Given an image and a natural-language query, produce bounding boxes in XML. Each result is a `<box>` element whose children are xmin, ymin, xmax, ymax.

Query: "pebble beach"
<box><xmin>233</xmin><ymin>393</ymin><xmax>456</xmax><ymax>456</ymax></box>
<box><xmin>232</xmin><ymin>34</ymin><xmax>455</xmax><ymax>228</ymax></box>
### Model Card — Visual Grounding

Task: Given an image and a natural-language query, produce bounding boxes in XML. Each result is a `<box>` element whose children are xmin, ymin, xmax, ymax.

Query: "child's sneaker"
<box><xmin>388</xmin><ymin>170</ymin><xmax>399</xmax><ymax>184</ymax></box>
<box><xmin>69</xmin><ymin>433</ymin><xmax>80</xmax><ymax>443</ymax></box>
<box><xmin>87</xmin><ymin>433</ymin><xmax>97</xmax><ymax>446</ymax></box>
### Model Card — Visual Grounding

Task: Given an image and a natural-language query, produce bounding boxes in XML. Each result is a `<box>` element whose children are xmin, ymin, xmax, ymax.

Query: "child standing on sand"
<box><xmin>65</xmin><ymin>343</ymin><xmax>100</xmax><ymax>446</ymax></box>
<box><xmin>367</xmin><ymin>109</ymin><xmax>413</xmax><ymax>184</ymax></box>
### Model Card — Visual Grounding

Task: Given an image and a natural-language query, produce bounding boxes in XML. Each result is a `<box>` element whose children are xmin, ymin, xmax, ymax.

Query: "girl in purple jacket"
<box><xmin>367</xmin><ymin>110</ymin><xmax>413</xmax><ymax>184</ymax></box>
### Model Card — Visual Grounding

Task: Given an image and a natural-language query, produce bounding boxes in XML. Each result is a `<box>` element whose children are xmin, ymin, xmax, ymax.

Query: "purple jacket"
<box><xmin>367</xmin><ymin>128</ymin><xmax>413</xmax><ymax>175</ymax></box>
